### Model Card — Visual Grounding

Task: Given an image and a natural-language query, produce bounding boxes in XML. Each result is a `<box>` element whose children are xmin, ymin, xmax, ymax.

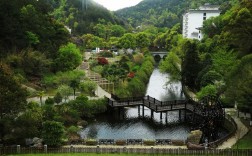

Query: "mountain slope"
<box><xmin>115</xmin><ymin>0</ymin><xmax>231</xmax><ymax>28</ymax></box>
<box><xmin>49</xmin><ymin>0</ymin><xmax>124</xmax><ymax>35</ymax></box>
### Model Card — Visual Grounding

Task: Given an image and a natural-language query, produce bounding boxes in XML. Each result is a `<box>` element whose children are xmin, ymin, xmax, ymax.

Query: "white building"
<box><xmin>183</xmin><ymin>4</ymin><xmax>220</xmax><ymax>40</ymax></box>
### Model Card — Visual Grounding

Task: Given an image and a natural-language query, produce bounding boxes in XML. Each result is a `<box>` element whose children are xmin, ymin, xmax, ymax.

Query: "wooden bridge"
<box><xmin>108</xmin><ymin>95</ymin><xmax>194</xmax><ymax>113</ymax></box>
<box><xmin>107</xmin><ymin>95</ymin><xmax>199</xmax><ymax>120</ymax></box>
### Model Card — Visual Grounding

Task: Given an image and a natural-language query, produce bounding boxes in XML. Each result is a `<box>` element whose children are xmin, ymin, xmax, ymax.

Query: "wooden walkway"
<box><xmin>108</xmin><ymin>95</ymin><xmax>195</xmax><ymax>113</ymax></box>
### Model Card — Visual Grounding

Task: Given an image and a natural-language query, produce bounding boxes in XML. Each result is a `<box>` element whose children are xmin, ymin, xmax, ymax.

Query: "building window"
<box><xmin>203</xmin><ymin>17</ymin><xmax>206</xmax><ymax>20</ymax></box>
<box><xmin>199</xmin><ymin>30</ymin><xmax>201</xmax><ymax>33</ymax></box>
<box><xmin>199</xmin><ymin>35</ymin><xmax>201</xmax><ymax>39</ymax></box>
<box><xmin>203</xmin><ymin>13</ymin><xmax>206</xmax><ymax>16</ymax></box>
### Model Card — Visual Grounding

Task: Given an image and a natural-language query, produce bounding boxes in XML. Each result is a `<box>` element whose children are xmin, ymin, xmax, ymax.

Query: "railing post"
<box><xmin>96</xmin><ymin>145</ymin><xmax>100</xmax><ymax>154</ymax></box>
<box><xmin>161</xmin><ymin>101</ymin><xmax>163</xmax><ymax>107</ymax></box>
<box><xmin>156</xmin><ymin>105</ymin><xmax>158</xmax><ymax>111</ymax></box>
<box><xmin>123</xmin><ymin>146</ymin><xmax>127</xmax><ymax>153</ymax></box>
<box><xmin>154</xmin><ymin>98</ymin><xmax>156</xmax><ymax>103</ymax></box>
<box><xmin>70</xmin><ymin>145</ymin><xmax>74</xmax><ymax>153</ymax></box>
<box><xmin>17</xmin><ymin>145</ymin><xmax>20</xmax><ymax>154</ymax></box>
<box><xmin>44</xmin><ymin>145</ymin><xmax>47</xmax><ymax>154</ymax></box>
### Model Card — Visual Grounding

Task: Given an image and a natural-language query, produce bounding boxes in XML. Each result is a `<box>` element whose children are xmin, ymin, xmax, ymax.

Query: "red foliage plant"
<box><xmin>127</xmin><ymin>72</ymin><xmax>135</xmax><ymax>78</ymax></box>
<box><xmin>97</xmin><ymin>57</ymin><xmax>108</xmax><ymax>65</ymax></box>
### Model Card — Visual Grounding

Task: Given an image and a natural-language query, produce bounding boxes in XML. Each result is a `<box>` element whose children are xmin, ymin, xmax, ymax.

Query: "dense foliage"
<box><xmin>160</xmin><ymin>0</ymin><xmax>252</xmax><ymax>113</ymax></box>
<box><xmin>115</xmin><ymin>0</ymin><xmax>231</xmax><ymax>28</ymax></box>
<box><xmin>49</xmin><ymin>0</ymin><xmax>125</xmax><ymax>35</ymax></box>
<box><xmin>0</xmin><ymin>0</ymin><xmax>69</xmax><ymax>57</ymax></box>
<box><xmin>1</xmin><ymin>0</ymin><xmax>251</xmax><ymax>147</ymax></box>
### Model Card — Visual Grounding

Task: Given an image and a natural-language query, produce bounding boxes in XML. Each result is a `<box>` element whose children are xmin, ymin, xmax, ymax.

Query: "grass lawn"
<box><xmin>233</xmin><ymin>118</ymin><xmax>252</xmax><ymax>149</ymax></box>
<box><xmin>5</xmin><ymin>154</ymin><xmax>227</xmax><ymax>156</ymax></box>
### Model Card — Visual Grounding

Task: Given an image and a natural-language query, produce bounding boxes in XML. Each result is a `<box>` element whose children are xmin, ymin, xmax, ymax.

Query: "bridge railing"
<box><xmin>145</xmin><ymin>95</ymin><xmax>187</xmax><ymax>106</ymax></box>
<box><xmin>109</xmin><ymin>95</ymin><xmax>188</xmax><ymax>109</ymax></box>
<box><xmin>111</xmin><ymin>94</ymin><xmax>143</xmax><ymax>102</ymax></box>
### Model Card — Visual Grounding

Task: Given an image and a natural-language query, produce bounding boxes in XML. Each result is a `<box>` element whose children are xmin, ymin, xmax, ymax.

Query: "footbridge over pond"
<box><xmin>107</xmin><ymin>95</ymin><xmax>226</xmax><ymax>146</ymax></box>
<box><xmin>107</xmin><ymin>95</ymin><xmax>200</xmax><ymax>121</ymax></box>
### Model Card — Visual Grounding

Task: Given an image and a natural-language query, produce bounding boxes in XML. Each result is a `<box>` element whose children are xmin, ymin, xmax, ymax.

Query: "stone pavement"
<box><xmin>217</xmin><ymin>108</ymin><xmax>249</xmax><ymax>149</ymax></box>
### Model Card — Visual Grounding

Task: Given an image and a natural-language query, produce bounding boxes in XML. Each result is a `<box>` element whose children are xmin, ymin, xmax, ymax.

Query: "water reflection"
<box><xmin>80</xmin><ymin>68</ymin><xmax>190</xmax><ymax>140</ymax></box>
<box><xmin>145</xmin><ymin>68</ymin><xmax>185</xmax><ymax>101</ymax></box>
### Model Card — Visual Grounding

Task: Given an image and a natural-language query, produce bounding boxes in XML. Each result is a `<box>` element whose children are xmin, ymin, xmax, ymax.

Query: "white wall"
<box><xmin>183</xmin><ymin>10</ymin><xmax>220</xmax><ymax>40</ymax></box>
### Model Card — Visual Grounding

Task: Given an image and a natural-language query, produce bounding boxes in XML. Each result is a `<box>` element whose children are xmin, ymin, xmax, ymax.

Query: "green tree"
<box><xmin>181</xmin><ymin>40</ymin><xmax>201</xmax><ymax>89</ymax></box>
<box><xmin>196</xmin><ymin>84</ymin><xmax>218</xmax><ymax>100</ymax></box>
<box><xmin>70</xmin><ymin>79</ymin><xmax>80</xmax><ymax>99</ymax></box>
<box><xmin>0</xmin><ymin>63</ymin><xmax>27</xmax><ymax>144</ymax></box>
<box><xmin>82</xmin><ymin>34</ymin><xmax>104</xmax><ymax>49</ymax></box>
<box><xmin>211</xmin><ymin>49</ymin><xmax>237</xmax><ymax>77</ymax></box>
<box><xmin>37</xmin><ymin>91</ymin><xmax>45</xmax><ymax>106</ymax></box>
<box><xmin>55</xmin><ymin>43</ymin><xmax>82</xmax><ymax>71</ymax></box>
<box><xmin>14</xmin><ymin>102</ymin><xmax>43</xmax><ymax>141</ymax></box>
<box><xmin>20</xmin><ymin>49</ymin><xmax>51</xmax><ymax>78</ymax></box>
<box><xmin>57</xmin><ymin>85</ymin><xmax>72</xmax><ymax>102</ymax></box>
<box><xmin>79</xmin><ymin>81</ymin><xmax>97</xmax><ymax>95</ymax></box>
<box><xmin>111</xmin><ymin>25</ymin><xmax>126</xmax><ymax>37</ymax></box>
<box><xmin>160</xmin><ymin>51</ymin><xmax>181</xmax><ymax>82</ymax></box>
<box><xmin>45</xmin><ymin>97</ymin><xmax>54</xmax><ymax>105</ymax></box>
<box><xmin>42</xmin><ymin>121</ymin><xmax>65</xmax><ymax>147</ymax></box>
<box><xmin>118</xmin><ymin>33</ymin><xmax>136</xmax><ymax>49</ymax></box>
<box><xmin>221</xmin><ymin>5</ymin><xmax>252</xmax><ymax>56</ymax></box>
<box><xmin>93</xmin><ymin>23</ymin><xmax>107</xmax><ymax>39</ymax></box>
<box><xmin>54</xmin><ymin>92</ymin><xmax>63</xmax><ymax>104</ymax></box>
<box><xmin>25</xmin><ymin>31</ymin><xmax>40</xmax><ymax>46</ymax></box>
<box><xmin>134</xmin><ymin>53</ymin><xmax>144</xmax><ymax>65</ymax></box>
<box><xmin>136</xmin><ymin>32</ymin><xmax>150</xmax><ymax>49</ymax></box>
<box><xmin>225</xmin><ymin>54</ymin><xmax>252</xmax><ymax>113</ymax></box>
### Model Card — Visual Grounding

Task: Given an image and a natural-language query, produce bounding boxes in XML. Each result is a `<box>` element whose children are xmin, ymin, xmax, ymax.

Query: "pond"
<box><xmin>80</xmin><ymin>68</ymin><xmax>191</xmax><ymax>140</ymax></box>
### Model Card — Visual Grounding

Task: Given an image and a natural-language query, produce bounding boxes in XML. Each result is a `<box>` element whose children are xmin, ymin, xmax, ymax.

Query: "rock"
<box><xmin>187</xmin><ymin>130</ymin><xmax>202</xmax><ymax>144</ymax></box>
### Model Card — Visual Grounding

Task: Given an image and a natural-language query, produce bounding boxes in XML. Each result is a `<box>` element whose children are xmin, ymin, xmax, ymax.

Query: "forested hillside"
<box><xmin>159</xmin><ymin>0</ymin><xmax>252</xmax><ymax>113</ymax></box>
<box><xmin>116</xmin><ymin>0</ymin><xmax>232</xmax><ymax>28</ymax></box>
<box><xmin>0</xmin><ymin>0</ymin><xmax>251</xmax><ymax>148</ymax></box>
<box><xmin>49</xmin><ymin>0</ymin><xmax>125</xmax><ymax>35</ymax></box>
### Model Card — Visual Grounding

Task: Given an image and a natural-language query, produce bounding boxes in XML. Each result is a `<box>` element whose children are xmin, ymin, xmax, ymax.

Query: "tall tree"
<box><xmin>118</xmin><ymin>33</ymin><xmax>136</xmax><ymax>49</ymax></box>
<box><xmin>42</xmin><ymin>121</ymin><xmax>65</xmax><ymax>147</ymax></box>
<box><xmin>0</xmin><ymin>63</ymin><xmax>27</xmax><ymax>144</ymax></box>
<box><xmin>181</xmin><ymin>40</ymin><xmax>201</xmax><ymax>89</ymax></box>
<box><xmin>225</xmin><ymin>54</ymin><xmax>252</xmax><ymax>113</ymax></box>
<box><xmin>55</xmin><ymin>43</ymin><xmax>82</xmax><ymax>71</ymax></box>
<box><xmin>70</xmin><ymin>80</ymin><xmax>79</xmax><ymax>99</ymax></box>
<box><xmin>136</xmin><ymin>32</ymin><xmax>151</xmax><ymax>49</ymax></box>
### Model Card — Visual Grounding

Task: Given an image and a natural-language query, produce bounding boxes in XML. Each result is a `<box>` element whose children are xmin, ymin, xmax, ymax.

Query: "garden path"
<box><xmin>217</xmin><ymin>108</ymin><xmax>249</xmax><ymax>149</ymax></box>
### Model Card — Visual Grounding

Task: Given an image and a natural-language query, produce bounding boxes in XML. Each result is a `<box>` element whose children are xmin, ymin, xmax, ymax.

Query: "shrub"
<box><xmin>42</xmin><ymin>121</ymin><xmax>65</xmax><ymax>147</ymax></box>
<box><xmin>127</xmin><ymin>72</ymin><xmax>135</xmax><ymax>78</ymax></box>
<box><xmin>45</xmin><ymin>97</ymin><xmax>54</xmax><ymax>105</ymax></box>
<box><xmin>99</xmin><ymin>51</ymin><xmax>113</xmax><ymax>57</ymax></box>
<box><xmin>196</xmin><ymin>84</ymin><xmax>217</xmax><ymax>100</ymax></box>
<box><xmin>143</xmin><ymin>140</ymin><xmax>156</xmax><ymax>146</ymax></box>
<box><xmin>79</xmin><ymin>80</ymin><xmax>97</xmax><ymax>95</ymax></box>
<box><xmin>92</xmin><ymin>65</ymin><xmax>103</xmax><ymax>74</ymax></box>
<box><xmin>171</xmin><ymin>140</ymin><xmax>185</xmax><ymax>146</ymax></box>
<box><xmin>85</xmin><ymin>139</ymin><xmax>97</xmax><ymax>146</ymax></box>
<box><xmin>97</xmin><ymin>57</ymin><xmax>108</xmax><ymax>65</ymax></box>
<box><xmin>115</xmin><ymin>140</ymin><xmax>126</xmax><ymax>146</ymax></box>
